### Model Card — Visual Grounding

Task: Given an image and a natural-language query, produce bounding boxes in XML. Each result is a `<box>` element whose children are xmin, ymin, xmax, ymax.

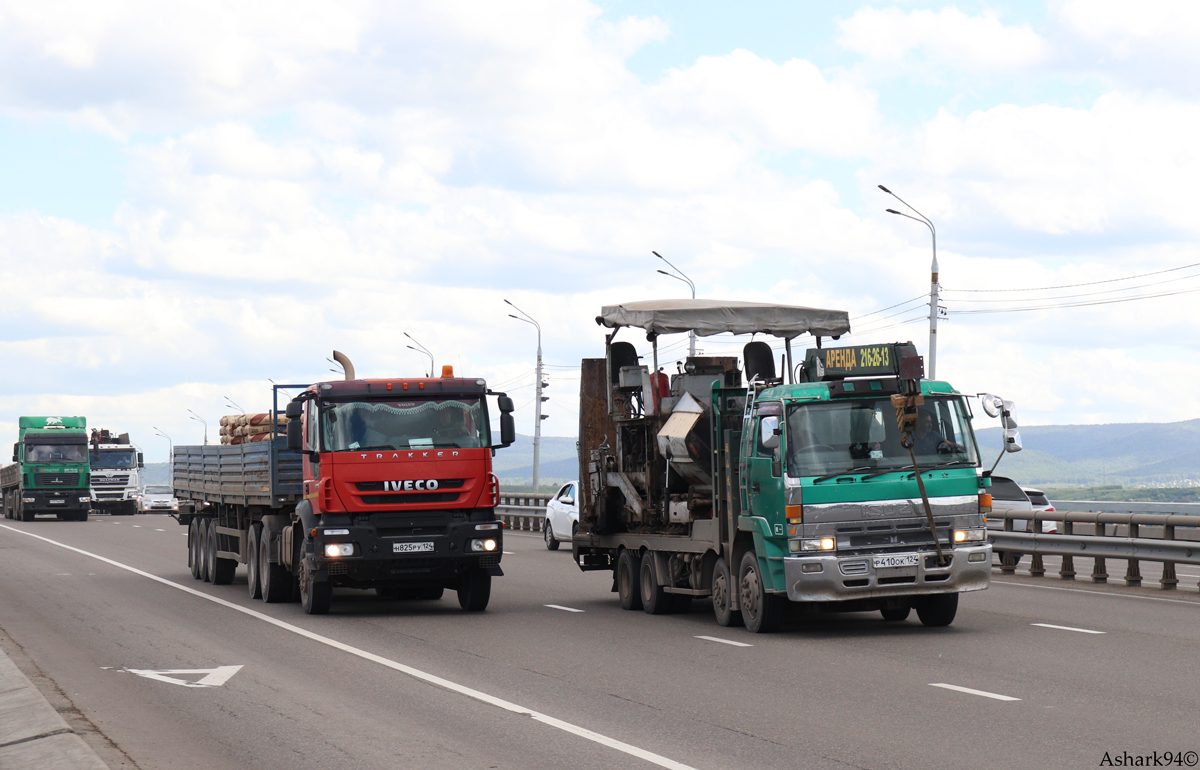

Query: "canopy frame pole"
<box><xmin>785</xmin><ymin>337</ymin><xmax>794</xmax><ymax>384</ymax></box>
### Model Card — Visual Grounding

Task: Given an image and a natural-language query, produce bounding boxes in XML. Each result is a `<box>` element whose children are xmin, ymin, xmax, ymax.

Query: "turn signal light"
<box><xmin>785</xmin><ymin>504</ymin><xmax>802</xmax><ymax>524</ymax></box>
<box><xmin>979</xmin><ymin>493</ymin><xmax>992</xmax><ymax>513</ymax></box>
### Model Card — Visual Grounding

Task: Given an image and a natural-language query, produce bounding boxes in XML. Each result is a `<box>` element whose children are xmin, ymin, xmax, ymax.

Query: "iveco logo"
<box><xmin>385</xmin><ymin>480</ymin><xmax>439</xmax><ymax>492</ymax></box>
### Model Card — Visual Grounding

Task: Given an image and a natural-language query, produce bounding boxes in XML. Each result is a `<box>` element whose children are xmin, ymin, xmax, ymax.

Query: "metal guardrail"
<box><xmin>990</xmin><ymin>507</ymin><xmax>1200</xmax><ymax>591</ymax></box>
<box><xmin>496</xmin><ymin>493</ymin><xmax>550</xmax><ymax>533</ymax></box>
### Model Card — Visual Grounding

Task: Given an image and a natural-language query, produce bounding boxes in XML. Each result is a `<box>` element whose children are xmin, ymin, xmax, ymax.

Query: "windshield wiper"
<box><xmin>861</xmin><ymin>460</ymin><xmax>972</xmax><ymax>481</ymax></box>
<box><xmin>813</xmin><ymin>466</ymin><xmax>873</xmax><ymax>484</ymax></box>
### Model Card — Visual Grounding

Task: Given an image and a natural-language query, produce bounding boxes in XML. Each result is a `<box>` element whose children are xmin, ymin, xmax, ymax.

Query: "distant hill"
<box><xmin>975</xmin><ymin>419</ymin><xmax>1200</xmax><ymax>489</ymax></box>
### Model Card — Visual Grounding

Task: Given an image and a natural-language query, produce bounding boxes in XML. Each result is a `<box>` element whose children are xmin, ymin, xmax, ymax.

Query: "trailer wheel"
<box><xmin>616</xmin><ymin>550</ymin><xmax>643</xmax><ymax>611</ymax></box>
<box><xmin>640</xmin><ymin>552</ymin><xmax>673</xmax><ymax>615</ymax></box>
<box><xmin>711</xmin><ymin>556</ymin><xmax>743</xmax><ymax>627</ymax></box>
<box><xmin>457</xmin><ymin>569</ymin><xmax>491</xmax><ymax>611</ymax></box>
<box><xmin>739</xmin><ymin>551</ymin><xmax>781</xmax><ymax>633</ymax></box>
<box><xmin>914</xmin><ymin>593</ymin><xmax>958</xmax><ymax>627</ymax></box>
<box><xmin>259</xmin><ymin>531</ymin><xmax>291</xmax><ymax>603</ymax></box>
<box><xmin>199</xmin><ymin>519</ymin><xmax>213</xmax><ymax>582</ymax></box>
<box><xmin>189</xmin><ymin>519</ymin><xmax>201</xmax><ymax>579</ymax></box>
<box><xmin>76</xmin><ymin>510</ymin><xmax>89</xmax><ymax>522</ymax></box>
<box><xmin>246</xmin><ymin>523</ymin><xmax>263</xmax><ymax>600</ymax></box>
<box><xmin>209</xmin><ymin>520</ymin><xmax>235</xmax><ymax>585</ymax></box>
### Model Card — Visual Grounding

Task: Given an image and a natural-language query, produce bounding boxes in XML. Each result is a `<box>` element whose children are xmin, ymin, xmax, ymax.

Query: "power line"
<box><xmin>850</xmin><ymin>293</ymin><xmax>928</xmax><ymax>319</ymax></box>
<box><xmin>946</xmin><ymin>268</ymin><xmax>1200</xmax><ymax>303</ymax></box>
<box><xmin>942</xmin><ymin>260</ymin><xmax>1200</xmax><ymax>293</ymax></box>
<box><xmin>948</xmin><ymin>284</ymin><xmax>1200</xmax><ymax>315</ymax></box>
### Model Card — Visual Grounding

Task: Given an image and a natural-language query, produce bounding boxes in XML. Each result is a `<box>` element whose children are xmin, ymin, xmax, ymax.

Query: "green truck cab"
<box><xmin>574</xmin><ymin>300</ymin><xmax>993</xmax><ymax>633</ymax></box>
<box><xmin>2</xmin><ymin>416</ymin><xmax>92</xmax><ymax>522</ymax></box>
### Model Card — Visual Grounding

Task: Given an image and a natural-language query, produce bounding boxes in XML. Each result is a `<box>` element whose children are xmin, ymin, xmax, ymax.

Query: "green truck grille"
<box><xmin>33</xmin><ymin>472</ymin><xmax>81</xmax><ymax>487</ymax></box>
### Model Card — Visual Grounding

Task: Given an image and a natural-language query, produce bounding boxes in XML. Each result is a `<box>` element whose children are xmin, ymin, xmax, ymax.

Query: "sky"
<box><xmin>2</xmin><ymin>0</ymin><xmax>1200</xmax><ymax>462</ymax></box>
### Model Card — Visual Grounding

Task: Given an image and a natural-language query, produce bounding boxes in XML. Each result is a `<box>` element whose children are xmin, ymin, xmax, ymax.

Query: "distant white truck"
<box><xmin>89</xmin><ymin>429</ymin><xmax>143</xmax><ymax>516</ymax></box>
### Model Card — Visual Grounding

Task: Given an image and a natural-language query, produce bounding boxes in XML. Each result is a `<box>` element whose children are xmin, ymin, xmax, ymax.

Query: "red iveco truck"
<box><xmin>174</xmin><ymin>352</ymin><xmax>515</xmax><ymax>615</ymax></box>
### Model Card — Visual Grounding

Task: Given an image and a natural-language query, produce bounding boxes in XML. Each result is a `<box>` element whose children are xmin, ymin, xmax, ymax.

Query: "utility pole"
<box><xmin>404</xmin><ymin>332</ymin><xmax>435</xmax><ymax>377</ymax></box>
<box><xmin>505</xmin><ymin>299</ymin><xmax>548</xmax><ymax>492</ymax></box>
<box><xmin>187</xmin><ymin>409</ymin><xmax>208</xmax><ymax>446</ymax></box>
<box><xmin>879</xmin><ymin>185</ymin><xmax>939</xmax><ymax>379</ymax></box>
<box><xmin>153</xmin><ymin>427</ymin><xmax>172</xmax><ymax>484</ymax></box>
<box><xmin>653</xmin><ymin>251</ymin><xmax>697</xmax><ymax>357</ymax></box>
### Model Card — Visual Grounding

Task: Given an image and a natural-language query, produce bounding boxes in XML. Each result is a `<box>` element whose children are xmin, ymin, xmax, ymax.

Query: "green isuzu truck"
<box><xmin>573</xmin><ymin>300</ymin><xmax>1000</xmax><ymax>632</ymax></box>
<box><xmin>2</xmin><ymin>416</ymin><xmax>92</xmax><ymax>522</ymax></box>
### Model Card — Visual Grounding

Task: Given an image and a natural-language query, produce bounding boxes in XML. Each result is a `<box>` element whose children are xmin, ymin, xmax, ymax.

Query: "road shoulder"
<box><xmin>0</xmin><ymin>628</ymin><xmax>123</xmax><ymax>769</ymax></box>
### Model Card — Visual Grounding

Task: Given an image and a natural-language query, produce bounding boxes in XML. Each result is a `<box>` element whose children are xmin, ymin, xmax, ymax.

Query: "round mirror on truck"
<box><xmin>979</xmin><ymin>393</ymin><xmax>1003</xmax><ymax>418</ymax></box>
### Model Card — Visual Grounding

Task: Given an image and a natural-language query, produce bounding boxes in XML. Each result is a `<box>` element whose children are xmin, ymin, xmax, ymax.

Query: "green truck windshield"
<box><xmin>26</xmin><ymin>443</ymin><xmax>88</xmax><ymax>463</ymax></box>
<box><xmin>321</xmin><ymin>397</ymin><xmax>489</xmax><ymax>451</ymax></box>
<box><xmin>785</xmin><ymin>396</ymin><xmax>978</xmax><ymax>478</ymax></box>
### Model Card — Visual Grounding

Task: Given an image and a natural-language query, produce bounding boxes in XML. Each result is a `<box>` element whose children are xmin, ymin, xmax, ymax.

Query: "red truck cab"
<box><xmin>284</xmin><ymin>367</ymin><xmax>515</xmax><ymax>613</ymax></box>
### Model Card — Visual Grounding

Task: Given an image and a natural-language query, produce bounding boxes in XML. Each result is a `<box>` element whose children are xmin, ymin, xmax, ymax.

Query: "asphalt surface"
<box><xmin>2</xmin><ymin>514</ymin><xmax>1199</xmax><ymax>770</ymax></box>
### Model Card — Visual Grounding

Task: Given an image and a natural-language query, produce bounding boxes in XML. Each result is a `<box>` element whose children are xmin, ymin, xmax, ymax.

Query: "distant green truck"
<box><xmin>2</xmin><ymin>416</ymin><xmax>92</xmax><ymax>522</ymax></box>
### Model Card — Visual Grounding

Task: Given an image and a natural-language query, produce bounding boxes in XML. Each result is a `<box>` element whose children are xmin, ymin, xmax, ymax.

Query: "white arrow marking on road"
<box><xmin>545</xmin><ymin>604</ymin><xmax>584</xmax><ymax>613</ymax></box>
<box><xmin>1031</xmin><ymin>623</ymin><xmax>1105</xmax><ymax>634</ymax></box>
<box><xmin>125</xmin><ymin>665</ymin><xmax>243</xmax><ymax>688</ymax></box>
<box><xmin>930</xmin><ymin>683</ymin><xmax>1020</xmax><ymax>701</ymax></box>
<box><xmin>695</xmin><ymin>635</ymin><xmax>752</xmax><ymax>648</ymax></box>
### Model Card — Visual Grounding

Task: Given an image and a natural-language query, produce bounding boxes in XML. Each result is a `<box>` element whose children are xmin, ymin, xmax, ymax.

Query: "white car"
<box><xmin>544</xmin><ymin>481</ymin><xmax>579</xmax><ymax>551</ymax></box>
<box><xmin>137</xmin><ymin>485</ymin><xmax>178</xmax><ymax>514</ymax></box>
<box><xmin>987</xmin><ymin>476</ymin><xmax>1054</xmax><ymax>566</ymax></box>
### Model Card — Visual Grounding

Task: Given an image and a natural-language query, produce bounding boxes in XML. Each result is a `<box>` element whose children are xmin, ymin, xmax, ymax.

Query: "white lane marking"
<box><xmin>0</xmin><ymin>524</ymin><xmax>694</xmax><ymax>770</ymax></box>
<box><xmin>503</xmin><ymin>551</ymin><xmax>515</xmax><ymax>555</ymax></box>
<box><xmin>695</xmin><ymin>636</ymin><xmax>752</xmax><ymax>648</ymax></box>
<box><xmin>125</xmin><ymin>665</ymin><xmax>242</xmax><ymax>688</ymax></box>
<box><xmin>132</xmin><ymin>525</ymin><xmax>141</xmax><ymax>528</ymax></box>
<box><xmin>1031</xmin><ymin>623</ymin><xmax>1105</xmax><ymax>635</ymax></box>
<box><xmin>930</xmin><ymin>683</ymin><xmax>1020</xmax><ymax>701</ymax></box>
<box><xmin>155</xmin><ymin>529</ymin><xmax>165</xmax><ymax>532</ymax></box>
<box><xmin>992</xmin><ymin>579</ymin><xmax>1200</xmax><ymax>606</ymax></box>
<box><xmin>545</xmin><ymin>604</ymin><xmax>584</xmax><ymax>613</ymax></box>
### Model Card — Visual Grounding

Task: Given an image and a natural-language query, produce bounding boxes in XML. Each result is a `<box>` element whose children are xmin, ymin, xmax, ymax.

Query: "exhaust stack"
<box><xmin>332</xmin><ymin>350</ymin><xmax>356</xmax><ymax>381</ymax></box>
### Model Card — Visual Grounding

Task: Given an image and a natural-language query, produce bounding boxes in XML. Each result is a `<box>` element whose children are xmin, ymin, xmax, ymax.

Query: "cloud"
<box><xmin>838</xmin><ymin>6</ymin><xmax>1051</xmax><ymax>75</ymax></box>
<box><xmin>874</xmin><ymin>91</ymin><xmax>1200</xmax><ymax>239</ymax></box>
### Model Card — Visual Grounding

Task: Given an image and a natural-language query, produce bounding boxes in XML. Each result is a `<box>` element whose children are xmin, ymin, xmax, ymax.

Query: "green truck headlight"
<box><xmin>954</xmin><ymin>528</ymin><xmax>986</xmax><ymax>543</ymax></box>
<box><xmin>801</xmin><ymin>537</ymin><xmax>836</xmax><ymax>552</ymax></box>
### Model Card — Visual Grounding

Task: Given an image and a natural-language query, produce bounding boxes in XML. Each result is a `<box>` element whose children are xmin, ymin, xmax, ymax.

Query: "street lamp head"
<box><xmin>503</xmin><ymin>299</ymin><xmax>513</xmax><ymax>307</ymax></box>
<box><xmin>878</xmin><ymin>184</ymin><xmax>892</xmax><ymax>194</ymax></box>
<box><xmin>652</xmin><ymin>250</ymin><xmax>664</xmax><ymax>260</ymax></box>
<box><xmin>886</xmin><ymin>208</ymin><xmax>901</xmax><ymax>215</ymax></box>
<box><xmin>656</xmin><ymin>269</ymin><xmax>670</xmax><ymax>276</ymax></box>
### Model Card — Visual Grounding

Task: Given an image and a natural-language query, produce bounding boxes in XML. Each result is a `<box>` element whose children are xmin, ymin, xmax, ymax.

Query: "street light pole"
<box><xmin>153</xmin><ymin>427</ymin><xmax>172</xmax><ymax>485</ymax></box>
<box><xmin>187</xmin><ymin>409</ymin><xmax>208</xmax><ymax>446</ymax></box>
<box><xmin>653</xmin><ymin>251</ymin><xmax>697</xmax><ymax>357</ymax></box>
<box><xmin>404</xmin><ymin>332</ymin><xmax>435</xmax><ymax>377</ymax></box>
<box><xmin>879</xmin><ymin>185</ymin><xmax>939</xmax><ymax>379</ymax></box>
<box><xmin>505</xmin><ymin>299</ymin><xmax>546</xmax><ymax>493</ymax></box>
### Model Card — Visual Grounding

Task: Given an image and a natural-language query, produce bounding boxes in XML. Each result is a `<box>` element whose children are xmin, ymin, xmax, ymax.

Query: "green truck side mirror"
<box><xmin>12</xmin><ymin>443</ymin><xmax>17</xmax><ymax>462</ymax></box>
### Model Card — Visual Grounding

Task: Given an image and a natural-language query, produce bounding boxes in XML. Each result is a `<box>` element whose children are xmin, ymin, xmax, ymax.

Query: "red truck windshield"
<box><xmin>320</xmin><ymin>397</ymin><xmax>490</xmax><ymax>451</ymax></box>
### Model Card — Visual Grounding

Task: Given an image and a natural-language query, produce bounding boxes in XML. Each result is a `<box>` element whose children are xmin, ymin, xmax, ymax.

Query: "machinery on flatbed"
<box><xmin>573</xmin><ymin>299</ymin><xmax>1001</xmax><ymax>632</ymax></box>
<box><xmin>2</xmin><ymin>416</ymin><xmax>91</xmax><ymax>522</ymax></box>
<box><xmin>173</xmin><ymin>352</ymin><xmax>516</xmax><ymax>614</ymax></box>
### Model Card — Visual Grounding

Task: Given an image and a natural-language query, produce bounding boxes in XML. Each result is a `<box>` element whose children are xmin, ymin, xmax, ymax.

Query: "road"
<box><xmin>2</xmin><ymin>515</ymin><xmax>1198</xmax><ymax>770</ymax></box>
